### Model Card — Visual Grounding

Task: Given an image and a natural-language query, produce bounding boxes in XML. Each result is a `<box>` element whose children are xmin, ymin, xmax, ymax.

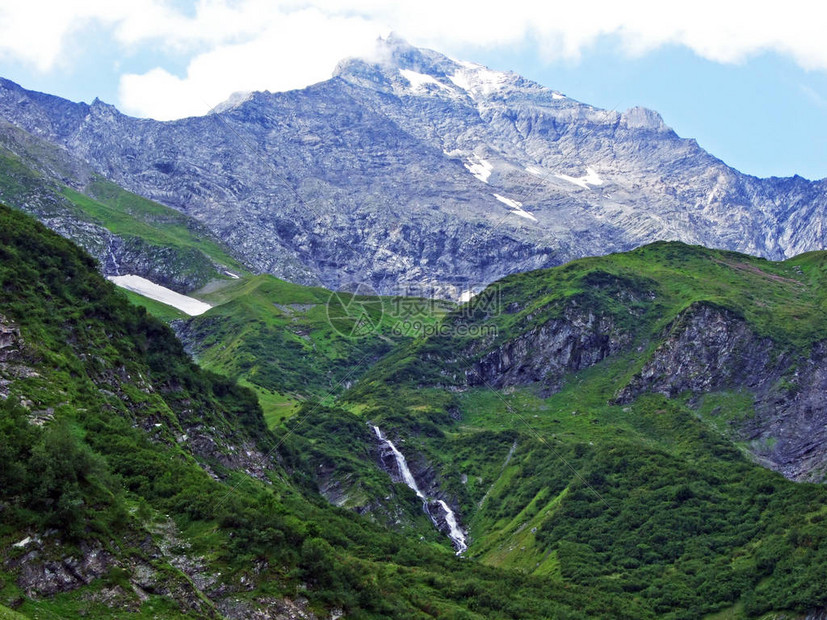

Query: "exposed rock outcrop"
<box><xmin>0</xmin><ymin>314</ymin><xmax>39</xmax><ymax>403</ymax></box>
<box><xmin>616</xmin><ymin>302</ymin><xmax>827</xmax><ymax>481</ymax></box>
<box><xmin>467</xmin><ymin>305</ymin><xmax>632</xmax><ymax>392</ymax></box>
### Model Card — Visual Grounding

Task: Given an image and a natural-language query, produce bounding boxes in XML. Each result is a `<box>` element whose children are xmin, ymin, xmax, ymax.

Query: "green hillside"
<box><xmin>177</xmin><ymin>274</ymin><xmax>453</xmax><ymax>423</ymax></box>
<box><xmin>325</xmin><ymin>242</ymin><xmax>827</xmax><ymax>618</ymax></box>
<box><xmin>0</xmin><ymin>204</ymin><xmax>638</xmax><ymax>618</ymax></box>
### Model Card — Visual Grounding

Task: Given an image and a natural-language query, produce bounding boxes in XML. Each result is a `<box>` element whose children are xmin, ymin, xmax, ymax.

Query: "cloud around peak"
<box><xmin>2</xmin><ymin>1</ymin><xmax>826</xmax><ymax>120</ymax></box>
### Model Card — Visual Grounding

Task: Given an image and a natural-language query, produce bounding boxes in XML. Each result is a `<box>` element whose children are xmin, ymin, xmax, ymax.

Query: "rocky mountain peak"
<box><xmin>621</xmin><ymin>105</ymin><xmax>671</xmax><ymax>133</ymax></box>
<box><xmin>0</xmin><ymin>39</ymin><xmax>824</xmax><ymax>296</ymax></box>
<box><xmin>333</xmin><ymin>34</ymin><xmax>542</xmax><ymax>102</ymax></box>
<box><xmin>335</xmin><ymin>33</ymin><xmax>457</xmax><ymax>79</ymax></box>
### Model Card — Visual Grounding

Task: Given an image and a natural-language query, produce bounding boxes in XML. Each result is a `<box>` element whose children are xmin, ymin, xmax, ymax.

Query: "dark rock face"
<box><xmin>615</xmin><ymin>303</ymin><xmax>778</xmax><ymax>401</ymax></box>
<box><xmin>0</xmin><ymin>37</ymin><xmax>825</xmax><ymax>296</ymax></box>
<box><xmin>616</xmin><ymin>303</ymin><xmax>827</xmax><ymax>482</ymax></box>
<box><xmin>12</xmin><ymin>541</ymin><xmax>113</xmax><ymax>598</ymax></box>
<box><xmin>6</xmin><ymin>529</ymin><xmax>224</xmax><ymax>616</ymax></box>
<box><xmin>467</xmin><ymin>305</ymin><xmax>631</xmax><ymax>391</ymax></box>
<box><xmin>0</xmin><ymin>314</ymin><xmax>40</xmax><ymax>403</ymax></box>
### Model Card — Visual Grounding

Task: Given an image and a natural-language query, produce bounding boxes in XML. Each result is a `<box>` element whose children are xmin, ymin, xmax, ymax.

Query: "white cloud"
<box><xmin>0</xmin><ymin>0</ymin><xmax>120</xmax><ymax>71</ymax></box>
<box><xmin>118</xmin><ymin>7</ymin><xmax>381</xmax><ymax>119</ymax></box>
<box><xmin>2</xmin><ymin>0</ymin><xmax>827</xmax><ymax>119</ymax></box>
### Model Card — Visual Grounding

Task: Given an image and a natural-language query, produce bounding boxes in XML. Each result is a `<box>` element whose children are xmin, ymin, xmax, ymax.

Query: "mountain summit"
<box><xmin>0</xmin><ymin>36</ymin><xmax>824</xmax><ymax>296</ymax></box>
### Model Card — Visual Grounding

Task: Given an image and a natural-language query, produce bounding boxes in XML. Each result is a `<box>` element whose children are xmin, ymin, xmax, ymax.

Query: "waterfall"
<box><xmin>372</xmin><ymin>425</ymin><xmax>468</xmax><ymax>554</ymax></box>
<box><xmin>436</xmin><ymin>499</ymin><xmax>467</xmax><ymax>554</ymax></box>
<box><xmin>107</xmin><ymin>238</ymin><xmax>120</xmax><ymax>276</ymax></box>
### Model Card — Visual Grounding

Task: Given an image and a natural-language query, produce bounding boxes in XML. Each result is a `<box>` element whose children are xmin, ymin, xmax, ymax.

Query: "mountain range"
<box><xmin>0</xmin><ymin>34</ymin><xmax>824</xmax><ymax>298</ymax></box>
<box><xmin>2</xmin><ymin>34</ymin><xmax>827</xmax><ymax>620</ymax></box>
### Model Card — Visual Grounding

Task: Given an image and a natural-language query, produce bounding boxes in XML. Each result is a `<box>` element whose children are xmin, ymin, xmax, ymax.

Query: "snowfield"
<box><xmin>493</xmin><ymin>194</ymin><xmax>538</xmax><ymax>222</ymax></box>
<box><xmin>108</xmin><ymin>275</ymin><xmax>213</xmax><ymax>316</ymax></box>
<box><xmin>399</xmin><ymin>69</ymin><xmax>456</xmax><ymax>95</ymax></box>
<box><xmin>448</xmin><ymin>64</ymin><xmax>510</xmax><ymax>98</ymax></box>
<box><xmin>556</xmin><ymin>167</ymin><xmax>604</xmax><ymax>190</ymax></box>
<box><xmin>465</xmin><ymin>155</ymin><xmax>494</xmax><ymax>183</ymax></box>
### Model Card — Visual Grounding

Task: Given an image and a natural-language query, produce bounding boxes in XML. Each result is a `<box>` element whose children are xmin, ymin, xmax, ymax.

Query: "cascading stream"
<box><xmin>372</xmin><ymin>425</ymin><xmax>468</xmax><ymax>554</ymax></box>
<box><xmin>107</xmin><ymin>238</ymin><xmax>120</xmax><ymax>276</ymax></box>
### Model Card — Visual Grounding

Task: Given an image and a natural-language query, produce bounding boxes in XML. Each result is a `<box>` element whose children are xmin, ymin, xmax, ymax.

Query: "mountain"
<box><xmin>4</xmin><ymin>33</ymin><xmax>827</xmax><ymax>619</ymax></box>
<box><xmin>0</xmin><ymin>35</ymin><xmax>824</xmax><ymax>298</ymax></box>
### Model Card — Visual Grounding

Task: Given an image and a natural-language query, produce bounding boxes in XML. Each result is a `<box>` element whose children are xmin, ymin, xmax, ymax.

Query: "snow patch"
<box><xmin>224</xmin><ymin>270</ymin><xmax>240</xmax><ymax>279</ymax></box>
<box><xmin>525</xmin><ymin>165</ymin><xmax>545</xmax><ymax>176</ymax></box>
<box><xmin>459</xmin><ymin>290</ymin><xmax>475</xmax><ymax>303</ymax></box>
<box><xmin>456</xmin><ymin>59</ymin><xmax>482</xmax><ymax>70</ymax></box>
<box><xmin>493</xmin><ymin>193</ymin><xmax>522</xmax><ymax>209</ymax></box>
<box><xmin>400</xmin><ymin>69</ymin><xmax>439</xmax><ymax>89</ymax></box>
<box><xmin>449</xmin><ymin>65</ymin><xmax>510</xmax><ymax>97</ymax></box>
<box><xmin>464</xmin><ymin>155</ymin><xmax>493</xmax><ymax>183</ymax></box>
<box><xmin>13</xmin><ymin>536</ymin><xmax>32</xmax><ymax>548</ymax></box>
<box><xmin>556</xmin><ymin>167</ymin><xmax>604</xmax><ymax>190</ymax></box>
<box><xmin>399</xmin><ymin>69</ymin><xmax>455</xmax><ymax>95</ymax></box>
<box><xmin>493</xmin><ymin>194</ymin><xmax>538</xmax><ymax>222</ymax></box>
<box><xmin>447</xmin><ymin>71</ymin><xmax>472</xmax><ymax>92</ymax></box>
<box><xmin>552</xmin><ymin>92</ymin><xmax>566</xmax><ymax>100</ymax></box>
<box><xmin>108</xmin><ymin>275</ymin><xmax>213</xmax><ymax>316</ymax></box>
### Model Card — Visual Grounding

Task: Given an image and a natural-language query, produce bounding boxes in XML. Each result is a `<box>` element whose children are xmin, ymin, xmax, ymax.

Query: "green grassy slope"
<box><xmin>328</xmin><ymin>242</ymin><xmax>827</xmax><ymax>618</ymax></box>
<box><xmin>65</xmin><ymin>180</ymin><xmax>247</xmax><ymax>274</ymax></box>
<box><xmin>351</xmin><ymin>242</ymin><xmax>827</xmax><ymax>393</ymax></box>
<box><xmin>0</xmin><ymin>204</ymin><xmax>642</xmax><ymax>619</ymax></box>
<box><xmin>177</xmin><ymin>274</ymin><xmax>454</xmax><ymax>422</ymax></box>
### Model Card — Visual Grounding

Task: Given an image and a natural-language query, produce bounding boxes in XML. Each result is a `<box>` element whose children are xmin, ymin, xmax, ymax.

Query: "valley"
<box><xmin>0</xmin><ymin>35</ymin><xmax>826</xmax><ymax>620</ymax></box>
<box><xmin>2</xmin><ymin>208</ymin><xmax>821</xmax><ymax>617</ymax></box>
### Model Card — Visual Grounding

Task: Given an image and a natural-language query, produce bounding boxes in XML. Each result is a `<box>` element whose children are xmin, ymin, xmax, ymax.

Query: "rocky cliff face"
<box><xmin>466</xmin><ymin>304</ymin><xmax>632</xmax><ymax>392</ymax></box>
<box><xmin>0</xmin><ymin>36</ymin><xmax>824</xmax><ymax>296</ymax></box>
<box><xmin>616</xmin><ymin>302</ymin><xmax>827</xmax><ymax>481</ymax></box>
<box><xmin>460</xmin><ymin>298</ymin><xmax>827</xmax><ymax>482</ymax></box>
<box><xmin>0</xmin><ymin>121</ymin><xmax>240</xmax><ymax>293</ymax></box>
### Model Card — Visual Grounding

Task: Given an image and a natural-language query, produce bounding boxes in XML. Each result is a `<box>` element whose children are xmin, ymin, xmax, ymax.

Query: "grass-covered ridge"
<box><xmin>350</xmin><ymin>241</ymin><xmax>827</xmax><ymax>394</ymax></box>
<box><xmin>64</xmin><ymin>178</ymin><xmax>247</xmax><ymax>274</ymax></box>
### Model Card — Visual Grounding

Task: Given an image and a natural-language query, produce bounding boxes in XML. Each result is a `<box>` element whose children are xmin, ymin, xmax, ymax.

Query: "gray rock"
<box><xmin>466</xmin><ymin>305</ymin><xmax>631</xmax><ymax>392</ymax></box>
<box><xmin>0</xmin><ymin>36</ymin><xmax>823</xmax><ymax>296</ymax></box>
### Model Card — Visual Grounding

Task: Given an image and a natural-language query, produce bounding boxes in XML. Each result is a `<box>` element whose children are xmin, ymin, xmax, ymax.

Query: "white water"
<box><xmin>436</xmin><ymin>500</ymin><xmax>468</xmax><ymax>554</ymax></box>
<box><xmin>372</xmin><ymin>425</ymin><xmax>468</xmax><ymax>554</ymax></box>
<box><xmin>107</xmin><ymin>238</ymin><xmax>120</xmax><ymax>276</ymax></box>
<box><xmin>372</xmin><ymin>425</ymin><xmax>425</xmax><ymax>499</ymax></box>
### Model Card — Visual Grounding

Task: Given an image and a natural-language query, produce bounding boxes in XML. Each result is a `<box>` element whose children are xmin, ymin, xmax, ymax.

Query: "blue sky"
<box><xmin>0</xmin><ymin>1</ymin><xmax>825</xmax><ymax>180</ymax></box>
